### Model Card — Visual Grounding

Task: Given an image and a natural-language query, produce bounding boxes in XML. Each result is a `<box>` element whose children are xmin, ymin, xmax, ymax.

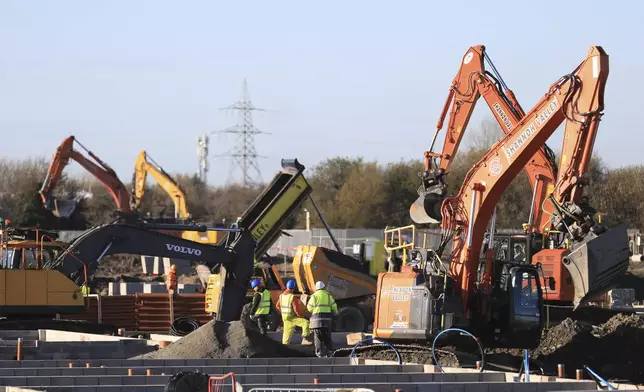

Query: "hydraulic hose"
<box><xmin>431</xmin><ymin>328</ymin><xmax>485</xmax><ymax>373</ymax></box>
<box><xmin>169</xmin><ymin>317</ymin><xmax>200</xmax><ymax>337</ymax></box>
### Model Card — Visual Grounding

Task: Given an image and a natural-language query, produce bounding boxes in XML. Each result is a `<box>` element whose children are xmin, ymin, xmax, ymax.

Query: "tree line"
<box><xmin>1</xmin><ymin>125</ymin><xmax>642</xmax><ymax>232</ymax></box>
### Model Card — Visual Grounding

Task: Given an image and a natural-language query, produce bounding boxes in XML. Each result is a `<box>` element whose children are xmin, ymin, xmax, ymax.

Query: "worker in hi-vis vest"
<box><xmin>276</xmin><ymin>279</ymin><xmax>312</xmax><ymax>345</ymax></box>
<box><xmin>249</xmin><ymin>279</ymin><xmax>271</xmax><ymax>335</ymax></box>
<box><xmin>306</xmin><ymin>281</ymin><xmax>338</xmax><ymax>357</ymax></box>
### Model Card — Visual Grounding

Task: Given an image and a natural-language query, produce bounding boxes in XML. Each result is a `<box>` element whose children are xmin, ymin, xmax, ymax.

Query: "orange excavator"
<box><xmin>410</xmin><ymin>45</ymin><xmax>557</xmax><ymax>234</ymax></box>
<box><xmin>408</xmin><ymin>45</ymin><xmax>619</xmax><ymax>306</ymax></box>
<box><xmin>373</xmin><ymin>46</ymin><xmax>629</xmax><ymax>348</ymax></box>
<box><xmin>39</xmin><ymin>136</ymin><xmax>132</xmax><ymax>219</ymax></box>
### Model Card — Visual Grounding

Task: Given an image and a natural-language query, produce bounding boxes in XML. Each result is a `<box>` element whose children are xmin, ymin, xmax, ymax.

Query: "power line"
<box><xmin>197</xmin><ymin>79</ymin><xmax>269</xmax><ymax>186</ymax></box>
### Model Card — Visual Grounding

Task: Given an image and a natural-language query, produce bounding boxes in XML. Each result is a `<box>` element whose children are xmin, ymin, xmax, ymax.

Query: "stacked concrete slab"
<box><xmin>0</xmin><ymin>329</ymin><xmax>634</xmax><ymax>391</ymax></box>
<box><xmin>0</xmin><ymin>357</ymin><xmax>601</xmax><ymax>392</ymax></box>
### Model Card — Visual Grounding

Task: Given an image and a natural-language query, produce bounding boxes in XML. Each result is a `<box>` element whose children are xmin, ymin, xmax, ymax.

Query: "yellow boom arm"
<box><xmin>131</xmin><ymin>150</ymin><xmax>190</xmax><ymax>220</ymax></box>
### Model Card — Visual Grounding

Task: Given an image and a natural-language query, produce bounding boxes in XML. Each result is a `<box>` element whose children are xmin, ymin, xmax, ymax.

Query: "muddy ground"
<box><xmin>350</xmin><ymin>313</ymin><xmax>644</xmax><ymax>385</ymax></box>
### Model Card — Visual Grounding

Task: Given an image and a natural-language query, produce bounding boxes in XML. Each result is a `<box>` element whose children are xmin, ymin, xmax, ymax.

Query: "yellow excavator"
<box><xmin>131</xmin><ymin>150</ymin><xmax>221</xmax><ymax>244</ymax></box>
<box><xmin>204</xmin><ymin>159</ymin><xmax>387</xmax><ymax>332</ymax></box>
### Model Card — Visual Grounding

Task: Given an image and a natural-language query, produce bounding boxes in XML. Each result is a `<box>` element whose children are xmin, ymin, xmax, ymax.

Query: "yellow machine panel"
<box><xmin>0</xmin><ymin>269</ymin><xmax>84</xmax><ymax>314</ymax></box>
<box><xmin>205</xmin><ymin>272</ymin><xmax>223</xmax><ymax>314</ymax></box>
<box><xmin>292</xmin><ymin>245</ymin><xmax>376</xmax><ymax>299</ymax></box>
<box><xmin>182</xmin><ymin>230</ymin><xmax>222</xmax><ymax>245</ymax></box>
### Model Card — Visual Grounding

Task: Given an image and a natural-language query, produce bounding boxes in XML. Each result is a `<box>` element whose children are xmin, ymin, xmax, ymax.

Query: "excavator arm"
<box><xmin>131</xmin><ymin>151</ymin><xmax>190</xmax><ymax>220</ymax></box>
<box><xmin>39</xmin><ymin>136</ymin><xmax>132</xmax><ymax>218</ymax></box>
<box><xmin>44</xmin><ymin>220</ymin><xmax>256</xmax><ymax>322</ymax></box>
<box><xmin>433</xmin><ymin>46</ymin><xmax>624</xmax><ymax>317</ymax></box>
<box><xmin>411</xmin><ymin>45</ymin><xmax>558</xmax><ymax>233</ymax></box>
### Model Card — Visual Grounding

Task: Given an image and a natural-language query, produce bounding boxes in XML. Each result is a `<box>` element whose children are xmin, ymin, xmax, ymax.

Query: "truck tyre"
<box><xmin>335</xmin><ymin>306</ymin><xmax>366</xmax><ymax>332</ymax></box>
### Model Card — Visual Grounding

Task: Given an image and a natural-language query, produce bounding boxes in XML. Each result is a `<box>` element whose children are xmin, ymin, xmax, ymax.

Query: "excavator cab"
<box><xmin>503</xmin><ymin>266</ymin><xmax>543</xmax><ymax>347</ymax></box>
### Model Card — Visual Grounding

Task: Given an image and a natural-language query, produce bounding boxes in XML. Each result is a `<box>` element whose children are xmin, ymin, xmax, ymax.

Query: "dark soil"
<box><xmin>135</xmin><ymin>320</ymin><xmax>306</xmax><ymax>359</ymax></box>
<box><xmin>518</xmin><ymin>314</ymin><xmax>644</xmax><ymax>384</ymax></box>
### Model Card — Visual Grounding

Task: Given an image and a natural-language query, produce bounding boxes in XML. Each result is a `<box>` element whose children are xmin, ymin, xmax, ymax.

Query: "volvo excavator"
<box><xmin>131</xmin><ymin>150</ymin><xmax>220</xmax><ymax>244</ymax></box>
<box><xmin>40</xmin><ymin>136</ymin><xmax>132</xmax><ymax>219</ymax></box>
<box><xmin>0</xmin><ymin>214</ymin><xmax>256</xmax><ymax>332</ymax></box>
<box><xmin>370</xmin><ymin>45</ymin><xmax>629</xmax><ymax>349</ymax></box>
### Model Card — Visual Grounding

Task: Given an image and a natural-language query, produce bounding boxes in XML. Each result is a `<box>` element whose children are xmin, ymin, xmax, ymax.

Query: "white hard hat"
<box><xmin>315</xmin><ymin>281</ymin><xmax>325</xmax><ymax>290</ymax></box>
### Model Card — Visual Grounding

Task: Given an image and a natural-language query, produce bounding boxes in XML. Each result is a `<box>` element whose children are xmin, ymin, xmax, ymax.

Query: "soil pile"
<box><xmin>532</xmin><ymin>314</ymin><xmax>644</xmax><ymax>383</ymax></box>
<box><xmin>137</xmin><ymin>320</ymin><xmax>305</xmax><ymax>359</ymax></box>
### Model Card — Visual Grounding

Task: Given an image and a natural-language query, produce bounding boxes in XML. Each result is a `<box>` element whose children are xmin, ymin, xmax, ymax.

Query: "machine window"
<box><xmin>512</xmin><ymin>271</ymin><xmax>540</xmax><ymax>316</ymax></box>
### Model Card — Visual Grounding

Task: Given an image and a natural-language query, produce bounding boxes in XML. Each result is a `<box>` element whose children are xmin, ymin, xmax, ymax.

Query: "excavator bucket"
<box><xmin>50</xmin><ymin>198</ymin><xmax>79</xmax><ymax>218</ymax></box>
<box><xmin>409</xmin><ymin>191</ymin><xmax>444</xmax><ymax>225</ymax></box>
<box><xmin>563</xmin><ymin>223</ymin><xmax>630</xmax><ymax>308</ymax></box>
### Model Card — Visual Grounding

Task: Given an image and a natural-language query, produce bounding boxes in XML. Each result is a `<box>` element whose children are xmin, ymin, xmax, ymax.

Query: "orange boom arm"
<box><xmin>413</xmin><ymin>45</ymin><xmax>557</xmax><ymax>232</ymax></box>
<box><xmin>39</xmin><ymin>136</ymin><xmax>132</xmax><ymax>218</ymax></box>
<box><xmin>440</xmin><ymin>46</ymin><xmax>608</xmax><ymax>313</ymax></box>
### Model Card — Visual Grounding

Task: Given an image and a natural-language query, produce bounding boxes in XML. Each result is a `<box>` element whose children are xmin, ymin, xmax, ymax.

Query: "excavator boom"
<box><xmin>411</xmin><ymin>45</ymin><xmax>557</xmax><ymax>232</ymax></box>
<box><xmin>40</xmin><ymin>136</ymin><xmax>132</xmax><ymax>218</ymax></box>
<box><xmin>375</xmin><ymin>46</ymin><xmax>626</xmax><ymax>348</ymax></box>
<box><xmin>437</xmin><ymin>46</ymin><xmax>623</xmax><ymax>311</ymax></box>
<box><xmin>131</xmin><ymin>150</ymin><xmax>190</xmax><ymax>220</ymax></box>
<box><xmin>43</xmin><ymin>220</ymin><xmax>256</xmax><ymax>322</ymax></box>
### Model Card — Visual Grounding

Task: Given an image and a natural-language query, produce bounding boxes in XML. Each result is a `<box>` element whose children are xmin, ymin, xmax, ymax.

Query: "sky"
<box><xmin>0</xmin><ymin>0</ymin><xmax>641</xmax><ymax>186</ymax></box>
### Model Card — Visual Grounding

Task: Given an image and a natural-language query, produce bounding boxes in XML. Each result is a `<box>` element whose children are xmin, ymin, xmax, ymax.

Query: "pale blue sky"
<box><xmin>0</xmin><ymin>1</ymin><xmax>641</xmax><ymax>186</ymax></box>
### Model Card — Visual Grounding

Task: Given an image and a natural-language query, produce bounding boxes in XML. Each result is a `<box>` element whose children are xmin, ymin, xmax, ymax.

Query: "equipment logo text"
<box><xmin>166</xmin><ymin>244</ymin><xmax>202</xmax><ymax>256</ymax></box>
<box><xmin>493</xmin><ymin>103</ymin><xmax>513</xmax><ymax>130</ymax></box>
<box><xmin>504</xmin><ymin>97</ymin><xmax>559</xmax><ymax>160</ymax></box>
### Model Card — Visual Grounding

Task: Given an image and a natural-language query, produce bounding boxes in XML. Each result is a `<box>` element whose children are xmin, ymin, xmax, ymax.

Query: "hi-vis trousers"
<box><xmin>281</xmin><ymin>316</ymin><xmax>311</xmax><ymax>345</ymax></box>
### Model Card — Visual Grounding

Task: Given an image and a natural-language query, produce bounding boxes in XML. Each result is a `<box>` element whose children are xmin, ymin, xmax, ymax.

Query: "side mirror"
<box><xmin>548</xmin><ymin>277</ymin><xmax>556</xmax><ymax>291</ymax></box>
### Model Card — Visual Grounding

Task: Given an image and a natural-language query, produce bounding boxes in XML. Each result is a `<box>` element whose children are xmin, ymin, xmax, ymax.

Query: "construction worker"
<box><xmin>249</xmin><ymin>279</ymin><xmax>271</xmax><ymax>335</ymax></box>
<box><xmin>81</xmin><ymin>283</ymin><xmax>90</xmax><ymax>296</ymax></box>
<box><xmin>306</xmin><ymin>281</ymin><xmax>338</xmax><ymax>358</ymax></box>
<box><xmin>276</xmin><ymin>279</ymin><xmax>312</xmax><ymax>345</ymax></box>
<box><xmin>166</xmin><ymin>264</ymin><xmax>178</xmax><ymax>293</ymax></box>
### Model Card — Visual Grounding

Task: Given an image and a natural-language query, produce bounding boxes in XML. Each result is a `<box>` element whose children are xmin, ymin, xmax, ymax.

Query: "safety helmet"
<box><xmin>250</xmin><ymin>279</ymin><xmax>261</xmax><ymax>289</ymax></box>
<box><xmin>315</xmin><ymin>281</ymin><xmax>325</xmax><ymax>290</ymax></box>
<box><xmin>170</xmin><ymin>264</ymin><xmax>177</xmax><ymax>271</ymax></box>
<box><xmin>286</xmin><ymin>280</ymin><xmax>296</xmax><ymax>290</ymax></box>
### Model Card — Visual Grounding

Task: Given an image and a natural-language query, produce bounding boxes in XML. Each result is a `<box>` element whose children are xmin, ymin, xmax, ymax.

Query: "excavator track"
<box><xmin>332</xmin><ymin>342</ymin><xmax>461</xmax><ymax>362</ymax></box>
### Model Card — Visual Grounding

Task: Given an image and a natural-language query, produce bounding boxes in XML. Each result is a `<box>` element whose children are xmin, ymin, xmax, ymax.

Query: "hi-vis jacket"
<box><xmin>276</xmin><ymin>290</ymin><xmax>305</xmax><ymax>320</ymax></box>
<box><xmin>253</xmin><ymin>289</ymin><xmax>272</xmax><ymax>315</ymax></box>
<box><xmin>306</xmin><ymin>289</ymin><xmax>338</xmax><ymax>329</ymax></box>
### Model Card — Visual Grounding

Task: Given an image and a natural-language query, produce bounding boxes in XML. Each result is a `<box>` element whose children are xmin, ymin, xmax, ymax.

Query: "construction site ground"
<box><xmin>0</xmin><ymin>326</ymin><xmax>621</xmax><ymax>392</ymax></box>
<box><xmin>69</xmin><ymin>256</ymin><xmax>644</xmax><ymax>388</ymax></box>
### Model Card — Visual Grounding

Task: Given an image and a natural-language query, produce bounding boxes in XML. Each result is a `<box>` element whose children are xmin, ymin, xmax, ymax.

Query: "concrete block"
<box><xmin>241</xmin><ymin>374</ymin><xmax>268</xmax><ymax>384</ymax></box>
<box><xmin>269</xmin><ymin>374</ymin><xmax>295</xmax><ymax>384</ymax></box>
<box><xmin>49</xmin><ymin>377</ymin><xmax>76</xmax><ymax>386</ymax></box>
<box><xmin>464</xmin><ymin>383</ymin><xmax>490</xmax><ymax>392</ymax></box>
<box><xmin>74</xmin><ymin>377</ymin><xmax>100</xmax><ymax>386</ymax></box>
<box><xmin>340</xmin><ymin>374</ymin><xmax>365</xmax><ymax>383</ymax></box>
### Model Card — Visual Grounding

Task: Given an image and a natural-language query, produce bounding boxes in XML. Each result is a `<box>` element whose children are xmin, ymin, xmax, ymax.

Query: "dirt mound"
<box><xmin>531</xmin><ymin>314</ymin><xmax>644</xmax><ymax>383</ymax></box>
<box><xmin>534</xmin><ymin>318</ymin><xmax>585</xmax><ymax>356</ymax></box>
<box><xmin>137</xmin><ymin>320</ymin><xmax>306</xmax><ymax>359</ymax></box>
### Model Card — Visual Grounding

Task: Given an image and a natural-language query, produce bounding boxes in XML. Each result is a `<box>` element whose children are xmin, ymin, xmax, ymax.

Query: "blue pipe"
<box><xmin>584</xmin><ymin>366</ymin><xmax>616</xmax><ymax>390</ymax></box>
<box><xmin>431</xmin><ymin>328</ymin><xmax>485</xmax><ymax>373</ymax></box>
<box><xmin>349</xmin><ymin>337</ymin><xmax>402</xmax><ymax>365</ymax></box>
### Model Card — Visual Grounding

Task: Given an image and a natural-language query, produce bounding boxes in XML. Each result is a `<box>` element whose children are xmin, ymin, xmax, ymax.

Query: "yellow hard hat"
<box><xmin>170</xmin><ymin>264</ymin><xmax>177</xmax><ymax>271</ymax></box>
